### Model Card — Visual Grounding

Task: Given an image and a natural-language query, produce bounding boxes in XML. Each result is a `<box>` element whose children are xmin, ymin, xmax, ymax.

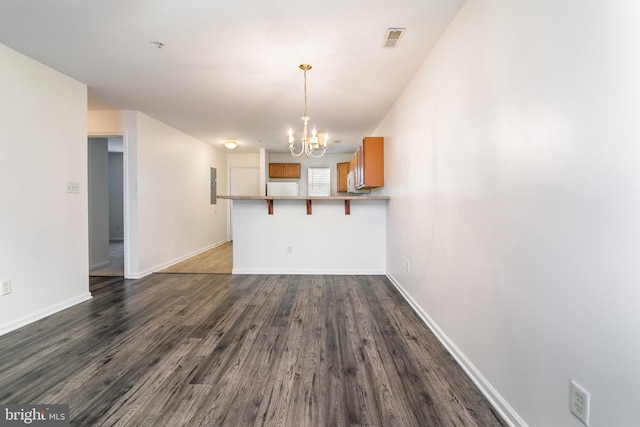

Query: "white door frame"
<box><xmin>88</xmin><ymin>132</ymin><xmax>133</xmax><ymax>278</ymax></box>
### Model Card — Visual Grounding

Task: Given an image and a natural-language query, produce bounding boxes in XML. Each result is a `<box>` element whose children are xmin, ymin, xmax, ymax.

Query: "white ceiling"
<box><xmin>0</xmin><ymin>0</ymin><xmax>464</xmax><ymax>154</ymax></box>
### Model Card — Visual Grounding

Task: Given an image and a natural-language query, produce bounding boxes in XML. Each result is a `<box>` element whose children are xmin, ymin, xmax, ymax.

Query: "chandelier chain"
<box><xmin>303</xmin><ymin>68</ymin><xmax>309</xmax><ymax>119</ymax></box>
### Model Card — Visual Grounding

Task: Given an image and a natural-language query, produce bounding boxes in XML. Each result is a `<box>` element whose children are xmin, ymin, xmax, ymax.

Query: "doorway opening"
<box><xmin>88</xmin><ymin>136</ymin><xmax>125</xmax><ymax>277</ymax></box>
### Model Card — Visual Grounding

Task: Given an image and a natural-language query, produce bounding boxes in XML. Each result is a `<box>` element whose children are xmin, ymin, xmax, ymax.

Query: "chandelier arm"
<box><xmin>309</xmin><ymin>147</ymin><xmax>328</xmax><ymax>158</ymax></box>
<box><xmin>288</xmin><ymin>144</ymin><xmax>305</xmax><ymax>158</ymax></box>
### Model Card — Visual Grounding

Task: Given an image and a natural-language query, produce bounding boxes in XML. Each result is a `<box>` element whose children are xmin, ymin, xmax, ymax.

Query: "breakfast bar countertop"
<box><xmin>218</xmin><ymin>194</ymin><xmax>389</xmax><ymax>215</ymax></box>
<box><xmin>217</xmin><ymin>195</ymin><xmax>390</xmax><ymax>200</ymax></box>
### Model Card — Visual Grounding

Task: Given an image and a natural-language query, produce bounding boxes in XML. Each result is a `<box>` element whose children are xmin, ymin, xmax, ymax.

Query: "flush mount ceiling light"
<box><xmin>224</xmin><ymin>140</ymin><xmax>237</xmax><ymax>150</ymax></box>
<box><xmin>287</xmin><ymin>64</ymin><xmax>328</xmax><ymax>158</ymax></box>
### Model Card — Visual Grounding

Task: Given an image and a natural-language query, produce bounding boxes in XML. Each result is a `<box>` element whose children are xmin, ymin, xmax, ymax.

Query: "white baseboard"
<box><xmin>385</xmin><ymin>272</ymin><xmax>527</xmax><ymax>427</ymax></box>
<box><xmin>0</xmin><ymin>292</ymin><xmax>93</xmax><ymax>337</ymax></box>
<box><xmin>89</xmin><ymin>260</ymin><xmax>110</xmax><ymax>270</ymax></box>
<box><xmin>231</xmin><ymin>268</ymin><xmax>387</xmax><ymax>275</ymax></box>
<box><xmin>125</xmin><ymin>271</ymin><xmax>152</xmax><ymax>280</ymax></box>
<box><xmin>133</xmin><ymin>240</ymin><xmax>230</xmax><ymax>278</ymax></box>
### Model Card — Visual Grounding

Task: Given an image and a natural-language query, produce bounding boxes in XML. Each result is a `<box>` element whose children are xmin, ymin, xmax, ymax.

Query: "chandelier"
<box><xmin>287</xmin><ymin>64</ymin><xmax>328</xmax><ymax>158</ymax></box>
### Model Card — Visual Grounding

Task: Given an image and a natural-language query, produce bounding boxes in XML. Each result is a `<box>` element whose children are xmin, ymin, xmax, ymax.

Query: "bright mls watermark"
<box><xmin>1</xmin><ymin>405</ymin><xmax>69</xmax><ymax>426</ymax></box>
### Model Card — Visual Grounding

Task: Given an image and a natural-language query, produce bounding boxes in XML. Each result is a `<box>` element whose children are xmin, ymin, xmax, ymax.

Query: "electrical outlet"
<box><xmin>286</xmin><ymin>246</ymin><xmax>293</xmax><ymax>254</ymax></box>
<box><xmin>570</xmin><ymin>380</ymin><xmax>590</xmax><ymax>426</ymax></box>
<box><xmin>1</xmin><ymin>279</ymin><xmax>11</xmax><ymax>296</ymax></box>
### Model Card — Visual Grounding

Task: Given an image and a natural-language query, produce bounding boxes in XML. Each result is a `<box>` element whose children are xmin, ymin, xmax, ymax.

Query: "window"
<box><xmin>308</xmin><ymin>167</ymin><xmax>330</xmax><ymax>196</ymax></box>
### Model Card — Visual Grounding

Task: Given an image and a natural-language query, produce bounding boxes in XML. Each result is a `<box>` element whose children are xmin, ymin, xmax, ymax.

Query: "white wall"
<box><xmin>232</xmin><ymin>199</ymin><xmax>387</xmax><ymax>274</ymax></box>
<box><xmin>379</xmin><ymin>1</ymin><xmax>640</xmax><ymax>426</ymax></box>
<box><xmin>226</xmin><ymin>152</ymin><xmax>260</xmax><ymax>169</ymax></box>
<box><xmin>136</xmin><ymin>113</ymin><xmax>228</xmax><ymax>274</ymax></box>
<box><xmin>0</xmin><ymin>43</ymin><xmax>91</xmax><ymax>334</ymax></box>
<box><xmin>226</xmin><ymin>152</ymin><xmax>261</xmax><ymax>195</ymax></box>
<box><xmin>88</xmin><ymin>110</ymin><xmax>228</xmax><ymax>277</ymax></box>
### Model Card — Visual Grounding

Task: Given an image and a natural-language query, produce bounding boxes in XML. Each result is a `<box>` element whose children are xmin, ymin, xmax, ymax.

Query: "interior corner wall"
<box><xmin>379</xmin><ymin>1</ymin><xmax>640</xmax><ymax>426</ymax></box>
<box><xmin>134</xmin><ymin>112</ymin><xmax>227</xmax><ymax>276</ymax></box>
<box><xmin>0</xmin><ymin>43</ymin><xmax>91</xmax><ymax>334</ymax></box>
<box><xmin>376</xmin><ymin>0</ymin><xmax>640</xmax><ymax>427</ymax></box>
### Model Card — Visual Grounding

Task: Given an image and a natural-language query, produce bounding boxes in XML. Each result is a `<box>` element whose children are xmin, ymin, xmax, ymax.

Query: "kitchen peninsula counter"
<box><xmin>218</xmin><ymin>195</ymin><xmax>389</xmax><ymax>215</ymax></box>
<box><xmin>218</xmin><ymin>195</ymin><xmax>389</xmax><ymax>274</ymax></box>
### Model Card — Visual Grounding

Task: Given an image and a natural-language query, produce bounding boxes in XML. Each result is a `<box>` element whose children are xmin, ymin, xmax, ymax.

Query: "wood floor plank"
<box><xmin>159</xmin><ymin>242</ymin><xmax>232</xmax><ymax>274</ymax></box>
<box><xmin>322</xmin><ymin>276</ymin><xmax>350</xmax><ymax>427</ymax></box>
<box><xmin>335</xmin><ymin>275</ymin><xmax>382</xmax><ymax>426</ymax></box>
<box><xmin>346</xmin><ymin>276</ymin><xmax>418</xmax><ymax>426</ymax></box>
<box><xmin>96</xmin><ymin>336</ymin><xmax>203</xmax><ymax>426</ymax></box>
<box><xmin>357</xmin><ymin>276</ymin><xmax>455</xmax><ymax>425</ymax></box>
<box><xmin>283</xmin><ymin>275</ymin><xmax>326</xmax><ymax>427</ymax></box>
<box><xmin>253</xmin><ymin>275</ymin><xmax>312</xmax><ymax>427</ymax></box>
<box><xmin>0</xmin><ymin>273</ymin><xmax>506</xmax><ymax>427</ymax></box>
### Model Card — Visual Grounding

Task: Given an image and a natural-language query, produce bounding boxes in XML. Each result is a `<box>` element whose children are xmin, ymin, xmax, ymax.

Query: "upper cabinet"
<box><xmin>353</xmin><ymin>137</ymin><xmax>384</xmax><ymax>190</ymax></box>
<box><xmin>337</xmin><ymin>162</ymin><xmax>349</xmax><ymax>193</ymax></box>
<box><xmin>269</xmin><ymin>163</ymin><xmax>301</xmax><ymax>179</ymax></box>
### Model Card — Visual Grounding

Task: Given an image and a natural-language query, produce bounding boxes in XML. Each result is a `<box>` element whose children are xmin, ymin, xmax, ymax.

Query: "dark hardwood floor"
<box><xmin>0</xmin><ymin>274</ymin><xmax>506</xmax><ymax>426</ymax></box>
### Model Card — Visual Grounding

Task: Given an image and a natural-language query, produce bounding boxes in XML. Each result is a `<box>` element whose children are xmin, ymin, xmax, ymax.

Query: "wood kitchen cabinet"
<box><xmin>336</xmin><ymin>162</ymin><xmax>349</xmax><ymax>193</ymax></box>
<box><xmin>352</xmin><ymin>136</ymin><xmax>384</xmax><ymax>189</ymax></box>
<box><xmin>269</xmin><ymin>162</ymin><xmax>301</xmax><ymax>178</ymax></box>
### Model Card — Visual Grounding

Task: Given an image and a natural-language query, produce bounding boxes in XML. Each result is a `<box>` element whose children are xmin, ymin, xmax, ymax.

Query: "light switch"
<box><xmin>66</xmin><ymin>182</ymin><xmax>80</xmax><ymax>193</ymax></box>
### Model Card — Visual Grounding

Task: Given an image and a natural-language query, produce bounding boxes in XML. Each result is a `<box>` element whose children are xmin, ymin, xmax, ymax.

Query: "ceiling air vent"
<box><xmin>382</xmin><ymin>28</ymin><xmax>405</xmax><ymax>48</ymax></box>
